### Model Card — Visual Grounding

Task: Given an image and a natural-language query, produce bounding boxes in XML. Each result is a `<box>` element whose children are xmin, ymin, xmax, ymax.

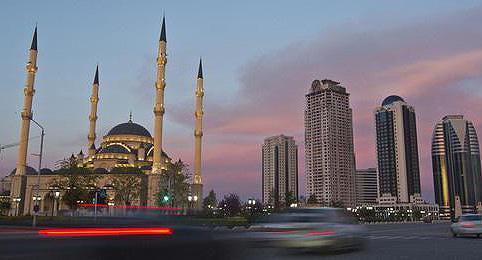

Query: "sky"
<box><xmin>1</xmin><ymin>0</ymin><xmax>482</xmax><ymax>202</ymax></box>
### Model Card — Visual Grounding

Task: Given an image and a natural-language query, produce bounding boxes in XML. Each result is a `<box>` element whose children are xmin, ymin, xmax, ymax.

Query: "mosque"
<box><xmin>3</xmin><ymin>17</ymin><xmax>205</xmax><ymax>216</ymax></box>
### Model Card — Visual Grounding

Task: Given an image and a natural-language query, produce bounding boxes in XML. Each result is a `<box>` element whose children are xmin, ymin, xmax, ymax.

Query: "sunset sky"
<box><xmin>2</xmin><ymin>1</ymin><xmax>482</xmax><ymax>202</ymax></box>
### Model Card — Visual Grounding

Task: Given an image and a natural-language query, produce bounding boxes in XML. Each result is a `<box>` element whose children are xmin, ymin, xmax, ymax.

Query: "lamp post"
<box><xmin>12</xmin><ymin>197</ymin><xmax>21</xmax><ymax>216</ymax></box>
<box><xmin>87</xmin><ymin>185</ymin><xmax>99</xmax><ymax>220</ymax></box>
<box><xmin>48</xmin><ymin>186</ymin><xmax>60</xmax><ymax>216</ymax></box>
<box><xmin>29</xmin><ymin>116</ymin><xmax>44</xmax><ymax>227</ymax></box>
<box><xmin>187</xmin><ymin>195</ymin><xmax>198</xmax><ymax>214</ymax></box>
<box><xmin>32</xmin><ymin>195</ymin><xmax>41</xmax><ymax>223</ymax></box>
<box><xmin>103</xmin><ymin>184</ymin><xmax>114</xmax><ymax>216</ymax></box>
<box><xmin>94</xmin><ymin>188</ymin><xmax>100</xmax><ymax>221</ymax></box>
<box><xmin>54</xmin><ymin>190</ymin><xmax>60</xmax><ymax>216</ymax></box>
<box><xmin>247</xmin><ymin>198</ymin><xmax>256</xmax><ymax>212</ymax></box>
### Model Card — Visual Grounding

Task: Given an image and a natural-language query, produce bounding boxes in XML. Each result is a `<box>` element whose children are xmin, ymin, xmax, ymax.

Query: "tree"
<box><xmin>109</xmin><ymin>174</ymin><xmax>141</xmax><ymax>206</ymax></box>
<box><xmin>0</xmin><ymin>201</ymin><xmax>11</xmax><ymax>216</ymax></box>
<box><xmin>243</xmin><ymin>199</ymin><xmax>264</xmax><ymax>223</ymax></box>
<box><xmin>157</xmin><ymin>159</ymin><xmax>191</xmax><ymax>207</ymax></box>
<box><xmin>307</xmin><ymin>194</ymin><xmax>318</xmax><ymax>205</ymax></box>
<box><xmin>51</xmin><ymin>157</ymin><xmax>98</xmax><ymax>211</ymax></box>
<box><xmin>218</xmin><ymin>193</ymin><xmax>242</xmax><ymax>217</ymax></box>
<box><xmin>203</xmin><ymin>190</ymin><xmax>217</xmax><ymax>215</ymax></box>
<box><xmin>285</xmin><ymin>191</ymin><xmax>297</xmax><ymax>207</ymax></box>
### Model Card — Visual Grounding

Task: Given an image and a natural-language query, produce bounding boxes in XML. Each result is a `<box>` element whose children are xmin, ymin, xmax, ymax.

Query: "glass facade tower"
<box><xmin>375</xmin><ymin>95</ymin><xmax>421</xmax><ymax>203</ymax></box>
<box><xmin>432</xmin><ymin>115</ymin><xmax>482</xmax><ymax>218</ymax></box>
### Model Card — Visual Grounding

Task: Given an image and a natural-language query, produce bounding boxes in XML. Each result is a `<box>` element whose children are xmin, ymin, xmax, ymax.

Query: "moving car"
<box><xmin>246</xmin><ymin>207</ymin><xmax>366</xmax><ymax>252</ymax></box>
<box><xmin>450</xmin><ymin>214</ymin><xmax>482</xmax><ymax>237</ymax></box>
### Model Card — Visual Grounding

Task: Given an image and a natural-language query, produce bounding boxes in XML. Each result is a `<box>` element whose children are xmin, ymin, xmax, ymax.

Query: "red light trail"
<box><xmin>77</xmin><ymin>203</ymin><xmax>182</xmax><ymax>211</ymax></box>
<box><xmin>38</xmin><ymin>227</ymin><xmax>173</xmax><ymax>237</ymax></box>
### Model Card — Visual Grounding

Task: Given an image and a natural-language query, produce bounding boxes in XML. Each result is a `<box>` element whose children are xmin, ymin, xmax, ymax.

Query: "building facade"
<box><xmin>355</xmin><ymin>168</ymin><xmax>378</xmax><ymax>205</ymax></box>
<box><xmin>432</xmin><ymin>115</ymin><xmax>482</xmax><ymax>218</ymax></box>
<box><xmin>305</xmin><ymin>79</ymin><xmax>355</xmax><ymax>207</ymax></box>
<box><xmin>375</xmin><ymin>95</ymin><xmax>421</xmax><ymax>203</ymax></box>
<box><xmin>262</xmin><ymin>135</ymin><xmax>298</xmax><ymax>207</ymax></box>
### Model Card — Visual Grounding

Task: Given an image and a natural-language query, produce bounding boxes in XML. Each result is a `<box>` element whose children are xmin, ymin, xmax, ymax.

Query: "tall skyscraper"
<box><xmin>355</xmin><ymin>168</ymin><xmax>378</xmax><ymax>205</ymax></box>
<box><xmin>432</xmin><ymin>115</ymin><xmax>482</xmax><ymax>218</ymax></box>
<box><xmin>262</xmin><ymin>135</ymin><xmax>298</xmax><ymax>207</ymax></box>
<box><xmin>305</xmin><ymin>79</ymin><xmax>355</xmax><ymax>207</ymax></box>
<box><xmin>375</xmin><ymin>95</ymin><xmax>421</xmax><ymax>203</ymax></box>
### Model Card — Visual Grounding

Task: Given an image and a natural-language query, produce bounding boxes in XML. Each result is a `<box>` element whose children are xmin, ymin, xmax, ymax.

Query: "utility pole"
<box><xmin>30</xmin><ymin>117</ymin><xmax>44</xmax><ymax>227</ymax></box>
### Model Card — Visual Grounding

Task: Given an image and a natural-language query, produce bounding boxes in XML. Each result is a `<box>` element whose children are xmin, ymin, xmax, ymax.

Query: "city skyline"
<box><xmin>2</xmin><ymin>1</ymin><xmax>482</xmax><ymax>201</ymax></box>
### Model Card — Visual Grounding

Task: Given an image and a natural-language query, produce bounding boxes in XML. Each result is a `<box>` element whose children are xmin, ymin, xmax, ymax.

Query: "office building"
<box><xmin>262</xmin><ymin>135</ymin><xmax>298</xmax><ymax>207</ymax></box>
<box><xmin>355</xmin><ymin>168</ymin><xmax>378</xmax><ymax>205</ymax></box>
<box><xmin>432</xmin><ymin>115</ymin><xmax>482</xmax><ymax>218</ymax></box>
<box><xmin>375</xmin><ymin>95</ymin><xmax>421</xmax><ymax>203</ymax></box>
<box><xmin>305</xmin><ymin>79</ymin><xmax>355</xmax><ymax>207</ymax></box>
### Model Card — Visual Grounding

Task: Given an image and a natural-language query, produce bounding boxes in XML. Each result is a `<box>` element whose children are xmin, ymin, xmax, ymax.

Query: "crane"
<box><xmin>0</xmin><ymin>136</ymin><xmax>40</xmax><ymax>159</ymax></box>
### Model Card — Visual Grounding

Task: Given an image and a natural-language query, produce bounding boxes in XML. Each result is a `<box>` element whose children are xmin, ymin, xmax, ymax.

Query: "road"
<box><xmin>0</xmin><ymin>223</ymin><xmax>480</xmax><ymax>259</ymax></box>
<box><xmin>240</xmin><ymin>223</ymin><xmax>482</xmax><ymax>260</ymax></box>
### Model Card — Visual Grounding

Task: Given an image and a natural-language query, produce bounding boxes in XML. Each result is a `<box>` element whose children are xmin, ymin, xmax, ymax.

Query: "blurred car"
<box><xmin>245</xmin><ymin>207</ymin><xmax>366</xmax><ymax>252</ymax></box>
<box><xmin>451</xmin><ymin>214</ymin><xmax>482</xmax><ymax>237</ymax></box>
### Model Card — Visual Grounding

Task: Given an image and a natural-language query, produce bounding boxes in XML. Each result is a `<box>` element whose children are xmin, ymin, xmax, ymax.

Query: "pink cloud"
<box><xmin>381</xmin><ymin>49</ymin><xmax>482</xmax><ymax>97</ymax></box>
<box><xmin>167</xmin><ymin>6</ymin><xmax>482</xmax><ymax>201</ymax></box>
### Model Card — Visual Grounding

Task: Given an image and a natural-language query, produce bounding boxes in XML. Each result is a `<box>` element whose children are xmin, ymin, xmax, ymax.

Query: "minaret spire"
<box><xmin>160</xmin><ymin>16</ymin><xmax>167</xmax><ymax>42</ymax></box>
<box><xmin>197</xmin><ymin>58</ymin><xmax>203</xmax><ymax>79</ymax></box>
<box><xmin>152</xmin><ymin>16</ymin><xmax>168</xmax><ymax>174</ymax></box>
<box><xmin>15</xmin><ymin>27</ymin><xmax>39</xmax><ymax>176</ymax></box>
<box><xmin>192</xmin><ymin>58</ymin><xmax>205</xmax><ymax>207</ymax></box>
<box><xmin>93</xmin><ymin>65</ymin><xmax>99</xmax><ymax>84</ymax></box>
<box><xmin>88</xmin><ymin>65</ymin><xmax>100</xmax><ymax>157</ymax></box>
<box><xmin>30</xmin><ymin>26</ymin><xmax>37</xmax><ymax>50</ymax></box>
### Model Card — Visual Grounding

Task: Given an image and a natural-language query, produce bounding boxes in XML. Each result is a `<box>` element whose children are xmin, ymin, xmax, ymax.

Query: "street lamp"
<box><xmin>12</xmin><ymin>197</ymin><xmax>21</xmax><ymax>216</ymax></box>
<box><xmin>32</xmin><ymin>195</ymin><xmax>42</xmax><ymax>219</ymax></box>
<box><xmin>48</xmin><ymin>186</ymin><xmax>60</xmax><ymax>216</ymax></box>
<box><xmin>187</xmin><ymin>194</ymin><xmax>198</xmax><ymax>213</ymax></box>
<box><xmin>29</xmin><ymin>116</ymin><xmax>45</xmax><ymax>227</ymax></box>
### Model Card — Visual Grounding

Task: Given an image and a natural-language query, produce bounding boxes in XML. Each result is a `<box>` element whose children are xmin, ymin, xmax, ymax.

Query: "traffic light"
<box><xmin>163</xmin><ymin>195</ymin><xmax>169</xmax><ymax>202</ymax></box>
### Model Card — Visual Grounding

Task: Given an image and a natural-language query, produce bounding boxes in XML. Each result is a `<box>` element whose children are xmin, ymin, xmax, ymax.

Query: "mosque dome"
<box><xmin>99</xmin><ymin>144</ymin><xmax>131</xmax><ymax>154</ymax></box>
<box><xmin>382</xmin><ymin>95</ymin><xmax>405</xmax><ymax>106</ymax></box>
<box><xmin>107</xmin><ymin>120</ymin><xmax>151</xmax><ymax>137</ymax></box>
<box><xmin>40</xmin><ymin>168</ymin><xmax>54</xmax><ymax>175</ymax></box>
<box><xmin>9</xmin><ymin>166</ymin><xmax>37</xmax><ymax>176</ymax></box>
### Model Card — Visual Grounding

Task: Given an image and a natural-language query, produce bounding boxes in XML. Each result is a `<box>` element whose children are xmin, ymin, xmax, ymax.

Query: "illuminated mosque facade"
<box><xmin>5</xmin><ymin>17</ymin><xmax>205</xmax><ymax>215</ymax></box>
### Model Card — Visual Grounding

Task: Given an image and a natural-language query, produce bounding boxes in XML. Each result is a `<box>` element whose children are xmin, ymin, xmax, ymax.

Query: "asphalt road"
<box><xmin>240</xmin><ymin>223</ymin><xmax>482</xmax><ymax>260</ymax></box>
<box><xmin>1</xmin><ymin>223</ymin><xmax>480</xmax><ymax>260</ymax></box>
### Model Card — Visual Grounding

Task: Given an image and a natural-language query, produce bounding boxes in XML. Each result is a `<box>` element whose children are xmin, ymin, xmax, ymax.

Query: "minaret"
<box><xmin>152</xmin><ymin>16</ymin><xmax>167</xmax><ymax>174</ymax></box>
<box><xmin>194</xmin><ymin>59</ymin><xmax>204</xmax><ymax>185</ymax></box>
<box><xmin>88</xmin><ymin>66</ymin><xmax>99</xmax><ymax>157</ymax></box>
<box><xmin>192</xmin><ymin>58</ymin><xmax>204</xmax><ymax>208</ymax></box>
<box><xmin>15</xmin><ymin>27</ymin><xmax>38</xmax><ymax>176</ymax></box>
